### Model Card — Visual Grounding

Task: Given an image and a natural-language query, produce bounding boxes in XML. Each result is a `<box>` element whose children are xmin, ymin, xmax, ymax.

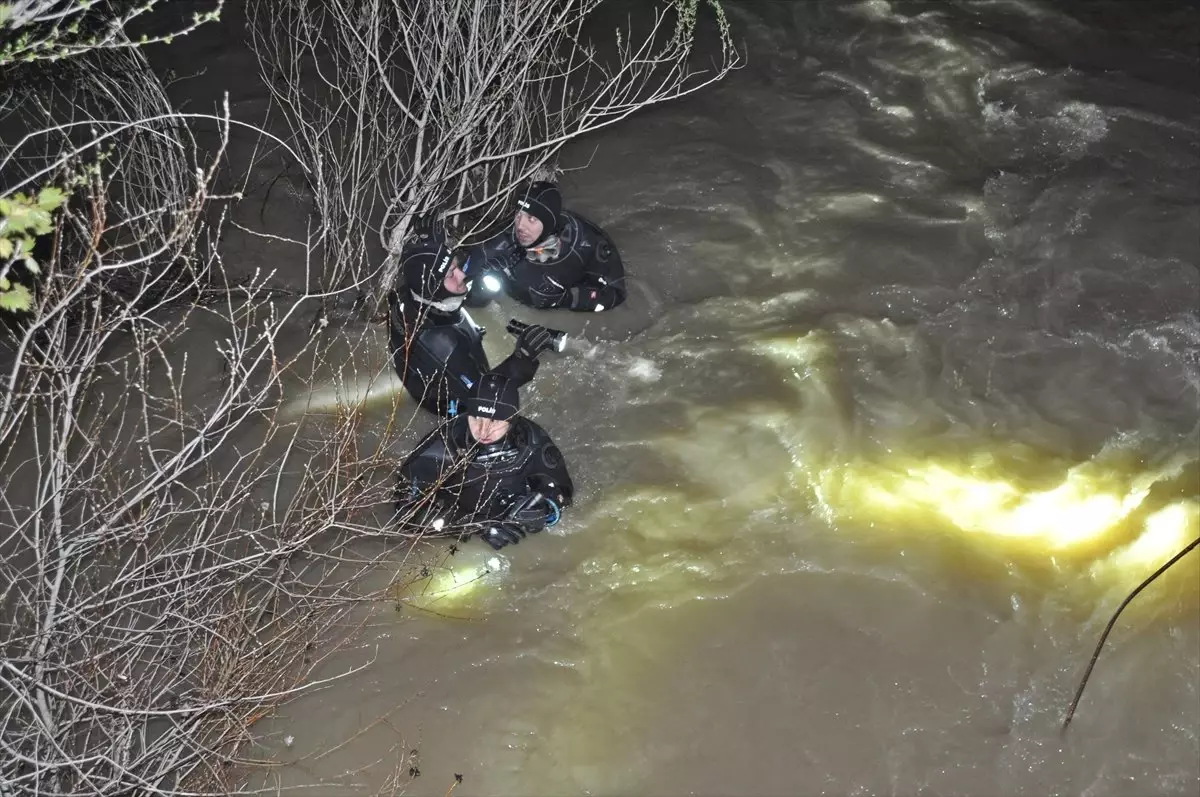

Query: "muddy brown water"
<box><xmin>140</xmin><ymin>1</ymin><xmax>1200</xmax><ymax>794</ymax></box>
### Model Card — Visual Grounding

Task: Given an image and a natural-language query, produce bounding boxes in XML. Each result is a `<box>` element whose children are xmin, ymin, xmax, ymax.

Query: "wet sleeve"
<box><xmin>565</xmin><ymin>279</ymin><xmax>625</xmax><ymax>312</ymax></box>
<box><xmin>564</xmin><ymin>225</ymin><xmax>626</xmax><ymax>311</ymax></box>
<box><xmin>398</xmin><ymin>425</ymin><xmax>448</xmax><ymax>491</ymax></box>
<box><xmin>491</xmin><ymin>351</ymin><xmax>540</xmax><ymax>388</ymax></box>
<box><xmin>472</xmin><ymin>233</ymin><xmax>523</xmax><ymax>273</ymax></box>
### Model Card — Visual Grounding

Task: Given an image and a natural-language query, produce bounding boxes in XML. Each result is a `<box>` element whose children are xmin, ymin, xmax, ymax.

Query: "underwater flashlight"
<box><xmin>481</xmin><ymin>273</ymin><xmax>504</xmax><ymax>294</ymax></box>
<box><xmin>507</xmin><ymin>318</ymin><xmax>568</xmax><ymax>353</ymax></box>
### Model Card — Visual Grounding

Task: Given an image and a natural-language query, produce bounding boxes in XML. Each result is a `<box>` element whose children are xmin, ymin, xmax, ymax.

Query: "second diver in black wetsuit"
<box><xmin>394</xmin><ymin>371</ymin><xmax>574</xmax><ymax>550</ymax></box>
<box><xmin>467</xmin><ymin>181</ymin><xmax>627</xmax><ymax>313</ymax></box>
<box><xmin>388</xmin><ymin>222</ymin><xmax>564</xmax><ymax>418</ymax></box>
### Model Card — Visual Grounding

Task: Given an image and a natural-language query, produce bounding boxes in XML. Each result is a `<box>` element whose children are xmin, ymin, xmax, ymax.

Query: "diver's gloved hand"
<box><xmin>567</xmin><ymin>281</ymin><xmax>619</xmax><ymax>312</ymax></box>
<box><xmin>406</xmin><ymin>209</ymin><xmax>443</xmax><ymax>244</ymax></box>
<box><xmin>513</xmin><ymin>323</ymin><xmax>556</xmax><ymax>360</ymax></box>
<box><xmin>393</xmin><ymin>482</ymin><xmax>453</xmax><ymax>531</ymax></box>
<box><xmin>394</xmin><ymin>500</ymin><xmax>448</xmax><ymax>533</ymax></box>
<box><xmin>479</xmin><ymin>521</ymin><xmax>526</xmax><ymax>550</ymax></box>
<box><xmin>465</xmin><ymin>274</ymin><xmax>497</xmax><ymax>308</ymax></box>
<box><xmin>484</xmin><ymin>236</ymin><xmax>525</xmax><ymax>272</ymax></box>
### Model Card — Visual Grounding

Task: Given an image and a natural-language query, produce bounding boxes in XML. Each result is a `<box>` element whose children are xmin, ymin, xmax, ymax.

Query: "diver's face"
<box><xmin>443</xmin><ymin>258</ymin><xmax>468</xmax><ymax>295</ymax></box>
<box><xmin>514</xmin><ymin>210</ymin><xmax>543</xmax><ymax>247</ymax></box>
<box><xmin>468</xmin><ymin>415</ymin><xmax>510</xmax><ymax>444</ymax></box>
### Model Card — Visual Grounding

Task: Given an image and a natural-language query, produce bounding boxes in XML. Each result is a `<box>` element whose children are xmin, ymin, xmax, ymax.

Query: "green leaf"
<box><xmin>37</xmin><ymin>186</ymin><xmax>65</xmax><ymax>211</ymax></box>
<box><xmin>0</xmin><ymin>282</ymin><xmax>33</xmax><ymax>313</ymax></box>
<box><xmin>22</xmin><ymin>257</ymin><xmax>40</xmax><ymax>275</ymax></box>
<box><xmin>0</xmin><ymin>277</ymin><xmax>9</xmax><ymax>290</ymax></box>
<box><xmin>0</xmin><ymin>238</ymin><xmax>12</xmax><ymax>259</ymax></box>
<box><xmin>0</xmin><ymin>5</ymin><xmax>13</xmax><ymax>27</ymax></box>
<box><xmin>3</xmin><ymin>202</ymin><xmax>53</xmax><ymax>235</ymax></box>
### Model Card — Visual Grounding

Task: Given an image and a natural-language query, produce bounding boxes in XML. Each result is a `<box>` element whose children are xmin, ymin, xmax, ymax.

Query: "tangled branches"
<box><xmin>0</xmin><ymin>1</ymin><xmax>222</xmax><ymax>66</ymax></box>
<box><xmin>247</xmin><ymin>0</ymin><xmax>740</xmax><ymax>306</ymax></box>
<box><xmin>0</xmin><ymin>97</ymin><xmax>442</xmax><ymax>793</ymax></box>
<box><xmin>0</xmin><ymin>7</ymin><xmax>440</xmax><ymax>793</ymax></box>
<box><xmin>1</xmin><ymin>28</ymin><xmax>211</xmax><ymax>312</ymax></box>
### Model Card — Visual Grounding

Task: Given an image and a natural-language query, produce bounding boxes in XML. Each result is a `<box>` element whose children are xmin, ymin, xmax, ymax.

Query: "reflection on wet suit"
<box><xmin>466</xmin><ymin>181</ymin><xmax>627</xmax><ymax>313</ymax></box>
<box><xmin>395</xmin><ymin>372</ymin><xmax>574</xmax><ymax>550</ymax></box>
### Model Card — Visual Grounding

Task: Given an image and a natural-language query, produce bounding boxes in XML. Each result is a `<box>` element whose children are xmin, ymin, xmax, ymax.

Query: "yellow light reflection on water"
<box><xmin>498</xmin><ymin>369</ymin><xmax>1197</xmax><ymax>796</ymax></box>
<box><xmin>282</xmin><ymin>366</ymin><xmax>408</xmax><ymax>418</ymax></box>
<box><xmin>394</xmin><ymin>552</ymin><xmax>507</xmax><ymax>615</ymax></box>
<box><xmin>752</xmin><ymin>325</ymin><xmax>1198</xmax><ymax>577</ymax></box>
<box><xmin>1098</xmin><ymin>500</ymin><xmax>1199</xmax><ymax>576</ymax></box>
<box><xmin>501</xmin><ymin>322</ymin><xmax>1199</xmax><ymax>795</ymax></box>
<box><xmin>816</xmin><ymin>446</ymin><xmax>1198</xmax><ymax>577</ymax></box>
<box><xmin>846</xmin><ymin>461</ymin><xmax>1148</xmax><ymax>548</ymax></box>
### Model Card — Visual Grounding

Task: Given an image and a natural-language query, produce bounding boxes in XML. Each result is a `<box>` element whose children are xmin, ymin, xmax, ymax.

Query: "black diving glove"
<box><xmin>567</xmin><ymin>281</ymin><xmax>619</xmax><ymax>312</ymax></box>
<box><xmin>406</xmin><ymin>209</ymin><xmax>445</xmax><ymax>245</ymax></box>
<box><xmin>394</xmin><ymin>492</ymin><xmax>452</xmax><ymax>533</ymax></box>
<box><xmin>483</xmin><ymin>236</ymin><xmax>525</xmax><ymax>273</ymax></box>
<box><xmin>479</xmin><ymin>521</ymin><xmax>527</xmax><ymax>550</ymax></box>
<box><xmin>513</xmin><ymin>323</ymin><xmax>557</xmax><ymax>360</ymax></box>
<box><xmin>393</xmin><ymin>480</ymin><xmax>458</xmax><ymax>529</ymax></box>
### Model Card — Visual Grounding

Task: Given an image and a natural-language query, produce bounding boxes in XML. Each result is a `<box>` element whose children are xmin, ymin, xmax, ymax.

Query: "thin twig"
<box><xmin>1061</xmin><ymin>536</ymin><xmax>1200</xmax><ymax>734</ymax></box>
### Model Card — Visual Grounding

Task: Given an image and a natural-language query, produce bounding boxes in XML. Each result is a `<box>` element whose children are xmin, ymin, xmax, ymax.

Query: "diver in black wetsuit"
<box><xmin>467</xmin><ymin>181</ymin><xmax>627</xmax><ymax>313</ymax></box>
<box><xmin>395</xmin><ymin>372</ymin><xmax>574</xmax><ymax>550</ymax></box>
<box><xmin>388</xmin><ymin>223</ymin><xmax>563</xmax><ymax>417</ymax></box>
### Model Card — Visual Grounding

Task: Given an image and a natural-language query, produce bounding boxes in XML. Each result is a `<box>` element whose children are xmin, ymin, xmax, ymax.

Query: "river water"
<box><xmin>216</xmin><ymin>0</ymin><xmax>1200</xmax><ymax>794</ymax></box>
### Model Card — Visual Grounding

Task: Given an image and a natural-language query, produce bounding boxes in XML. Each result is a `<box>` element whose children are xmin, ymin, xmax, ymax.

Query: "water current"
<box><xmin>218</xmin><ymin>0</ymin><xmax>1200</xmax><ymax>793</ymax></box>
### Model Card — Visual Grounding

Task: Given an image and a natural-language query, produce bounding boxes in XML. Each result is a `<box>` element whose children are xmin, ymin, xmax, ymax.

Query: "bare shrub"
<box><xmin>0</xmin><ymin>5</ymin><xmax>438</xmax><ymax>793</ymax></box>
<box><xmin>246</xmin><ymin>0</ymin><xmax>740</xmax><ymax>307</ymax></box>
<box><xmin>0</xmin><ymin>101</ymin><xmax>443</xmax><ymax>793</ymax></box>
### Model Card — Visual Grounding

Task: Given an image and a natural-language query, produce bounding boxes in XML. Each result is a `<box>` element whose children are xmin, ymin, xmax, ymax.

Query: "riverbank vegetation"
<box><xmin>0</xmin><ymin>0</ymin><xmax>736</xmax><ymax>793</ymax></box>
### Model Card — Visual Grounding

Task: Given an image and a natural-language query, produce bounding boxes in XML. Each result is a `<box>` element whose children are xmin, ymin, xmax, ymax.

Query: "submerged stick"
<box><xmin>1061</xmin><ymin>535</ymin><xmax>1200</xmax><ymax>734</ymax></box>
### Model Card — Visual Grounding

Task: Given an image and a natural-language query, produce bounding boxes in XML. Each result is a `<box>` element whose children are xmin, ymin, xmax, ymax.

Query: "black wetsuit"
<box><xmin>396</xmin><ymin>414</ymin><xmax>574</xmax><ymax>532</ymax></box>
<box><xmin>470</xmin><ymin>209</ymin><xmax>626</xmax><ymax>312</ymax></box>
<box><xmin>388</xmin><ymin>290</ymin><xmax>536</xmax><ymax>417</ymax></box>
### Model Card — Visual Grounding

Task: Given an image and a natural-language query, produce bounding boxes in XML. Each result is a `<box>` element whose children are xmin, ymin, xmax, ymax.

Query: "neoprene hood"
<box><xmin>516</xmin><ymin>182</ymin><xmax>562</xmax><ymax>245</ymax></box>
<box><xmin>463</xmin><ymin>372</ymin><xmax>520</xmax><ymax>421</ymax></box>
<box><xmin>401</xmin><ymin>232</ymin><xmax>465</xmax><ymax>303</ymax></box>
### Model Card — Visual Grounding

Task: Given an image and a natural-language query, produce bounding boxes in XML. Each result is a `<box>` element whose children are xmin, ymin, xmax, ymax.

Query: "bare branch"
<box><xmin>245</xmin><ymin>0</ymin><xmax>740</xmax><ymax>307</ymax></box>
